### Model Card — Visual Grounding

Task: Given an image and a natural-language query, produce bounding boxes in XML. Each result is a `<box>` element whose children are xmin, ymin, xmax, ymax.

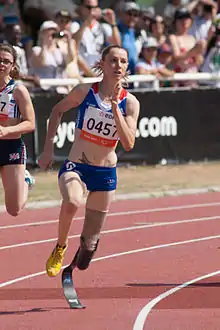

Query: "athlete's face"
<box><xmin>101</xmin><ymin>48</ymin><xmax>128</xmax><ymax>81</ymax></box>
<box><xmin>0</xmin><ymin>51</ymin><xmax>14</xmax><ymax>77</ymax></box>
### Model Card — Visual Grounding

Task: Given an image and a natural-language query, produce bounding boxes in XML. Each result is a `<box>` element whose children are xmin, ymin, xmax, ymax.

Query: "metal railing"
<box><xmin>38</xmin><ymin>72</ymin><xmax>220</xmax><ymax>91</ymax></box>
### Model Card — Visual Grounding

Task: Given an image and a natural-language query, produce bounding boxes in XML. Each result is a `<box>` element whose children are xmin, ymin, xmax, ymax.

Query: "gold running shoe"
<box><xmin>46</xmin><ymin>244</ymin><xmax>67</xmax><ymax>277</ymax></box>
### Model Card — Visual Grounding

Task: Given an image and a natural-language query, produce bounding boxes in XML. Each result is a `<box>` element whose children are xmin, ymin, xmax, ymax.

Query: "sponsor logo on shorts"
<box><xmin>9</xmin><ymin>153</ymin><xmax>20</xmax><ymax>161</ymax></box>
<box><xmin>65</xmin><ymin>161</ymin><xmax>76</xmax><ymax>171</ymax></box>
<box><xmin>106</xmin><ymin>178</ymin><xmax>115</xmax><ymax>185</ymax></box>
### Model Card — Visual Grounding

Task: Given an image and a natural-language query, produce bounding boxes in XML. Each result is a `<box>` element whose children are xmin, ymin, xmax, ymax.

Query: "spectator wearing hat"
<box><xmin>135</xmin><ymin>37</ymin><xmax>173</xmax><ymax>88</ymax></box>
<box><xmin>149</xmin><ymin>15</ymin><xmax>167</xmax><ymax>46</ymax></box>
<box><xmin>157</xmin><ymin>43</ymin><xmax>175</xmax><ymax>87</ymax></box>
<box><xmin>136</xmin><ymin>6</ymin><xmax>155</xmax><ymax>33</ymax></box>
<box><xmin>117</xmin><ymin>1</ymin><xmax>147</xmax><ymax>74</ymax></box>
<box><xmin>71</xmin><ymin>0</ymin><xmax>121</xmax><ymax>69</ymax></box>
<box><xmin>29</xmin><ymin>20</ymin><xmax>73</xmax><ymax>92</ymax></box>
<box><xmin>169</xmin><ymin>8</ymin><xmax>205</xmax><ymax>85</ymax></box>
<box><xmin>54</xmin><ymin>10</ymin><xmax>83</xmax><ymax>79</ymax></box>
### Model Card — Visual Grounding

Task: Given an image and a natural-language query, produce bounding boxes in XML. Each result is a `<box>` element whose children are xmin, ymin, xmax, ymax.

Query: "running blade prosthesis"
<box><xmin>62</xmin><ymin>253</ymin><xmax>85</xmax><ymax>309</ymax></box>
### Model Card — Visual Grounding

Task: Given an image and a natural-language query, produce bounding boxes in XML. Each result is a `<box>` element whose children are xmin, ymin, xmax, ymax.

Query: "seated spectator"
<box><xmin>149</xmin><ymin>15</ymin><xmax>167</xmax><ymax>46</ymax></box>
<box><xmin>200</xmin><ymin>22</ymin><xmax>220</xmax><ymax>87</ymax></box>
<box><xmin>71</xmin><ymin>0</ymin><xmax>120</xmax><ymax>69</ymax></box>
<box><xmin>55</xmin><ymin>9</ymin><xmax>95</xmax><ymax>78</ymax></box>
<box><xmin>117</xmin><ymin>1</ymin><xmax>147</xmax><ymax>74</ymax></box>
<box><xmin>169</xmin><ymin>8</ymin><xmax>205</xmax><ymax>86</ymax></box>
<box><xmin>189</xmin><ymin>0</ymin><xmax>217</xmax><ymax>41</ymax></box>
<box><xmin>29</xmin><ymin>20</ymin><xmax>72</xmax><ymax>92</ymax></box>
<box><xmin>135</xmin><ymin>37</ymin><xmax>174</xmax><ymax>88</ymax></box>
<box><xmin>2</xmin><ymin>22</ymin><xmax>41</xmax><ymax>89</ymax></box>
<box><xmin>157</xmin><ymin>43</ymin><xmax>174</xmax><ymax>66</ymax></box>
<box><xmin>136</xmin><ymin>6</ymin><xmax>155</xmax><ymax>34</ymax></box>
<box><xmin>54</xmin><ymin>10</ymin><xmax>81</xmax><ymax>79</ymax></box>
<box><xmin>164</xmin><ymin>0</ymin><xmax>190</xmax><ymax>26</ymax></box>
<box><xmin>157</xmin><ymin>43</ymin><xmax>175</xmax><ymax>86</ymax></box>
<box><xmin>0</xmin><ymin>0</ymin><xmax>21</xmax><ymax>22</ymax></box>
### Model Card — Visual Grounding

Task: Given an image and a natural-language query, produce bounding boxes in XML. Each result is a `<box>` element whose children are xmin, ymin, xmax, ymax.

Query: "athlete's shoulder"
<box><xmin>13</xmin><ymin>81</ymin><xmax>30</xmax><ymax>95</ymax></box>
<box><xmin>126</xmin><ymin>91</ymin><xmax>140</xmax><ymax>106</ymax></box>
<box><xmin>74</xmin><ymin>82</ymin><xmax>95</xmax><ymax>95</ymax></box>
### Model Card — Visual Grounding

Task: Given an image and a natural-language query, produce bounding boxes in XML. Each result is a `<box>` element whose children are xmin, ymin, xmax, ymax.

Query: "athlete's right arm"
<box><xmin>38</xmin><ymin>83</ymin><xmax>92</xmax><ymax>170</ymax></box>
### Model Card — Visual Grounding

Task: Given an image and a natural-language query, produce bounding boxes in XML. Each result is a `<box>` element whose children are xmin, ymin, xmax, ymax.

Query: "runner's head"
<box><xmin>93</xmin><ymin>45</ymin><xmax>129</xmax><ymax>82</ymax></box>
<box><xmin>0</xmin><ymin>43</ymin><xmax>20</xmax><ymax>80</ymax></box>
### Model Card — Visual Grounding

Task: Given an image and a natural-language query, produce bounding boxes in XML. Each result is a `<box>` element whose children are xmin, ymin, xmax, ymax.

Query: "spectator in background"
<box><xmin>157</xmin><ymin>43</ymin><xmax>175</xmax><ymax>87</ymax></box>
<box><xmin>169</xmin><ymin>8</ymin><xmax>204</xmax><ymax>85</ymax></box>
<box><xmin>55</xmin><ymin>9</ymin><xmax>95</xmax><ymax>78</ymax></box>
<box><xmin>200</xmin><ymin>22</ymin><xmax>220</xmax><ymax>87</ymax></box>
<box><xmin>29</xmin><ymin>20</ymin><xmax>72</xmax><ymax>92</ymax></box>
<box><xmin>135</xmin><ymin>37</ymin><xmax>174</xmax><ymax>87</ymax></box>
<box><xmin>136</xmin><ymin>6</ymin><xmax>155</xmax><ymax>34</ymax></box>
<box><xmin>54</xmin><ymin>10</ymin><xmax>81</xmax><ymax>80</ymax></box>
<box><xmin>21</xmin><ymin>0</ymin><xmax>77</xmax><ymax>44</ymax></box>
<box><xmin>189</xmin><ymin>0</ymin><xmax>217</xmax><ymax>41</ymax></box>
<box><xmin>117</xmin><ymin>2</ymin><xmax>147</xmax><ymax>74</ymax></box>
<box><xmin>149</xmin><ymin>15</ymin><xmax>167</xmax><ymax>46</ymax></box>
<box><xmin>2</xmin><ymin>22</ymin><xmax>41</xmax><ymax>88</ymax></box>
<box><xmin>71</xmin><ymin>0</ymin><xmax>120</xmax><ymax>69</ymax></box>
<box><xmin>0</xmin><ymin>0</ymin><xmax>21</xmax><ymax>23</ymax></box>
<box><xmin>164</xmin><ymin>0</ymin><xmax>190</xmax><ymax>26</ymax></box>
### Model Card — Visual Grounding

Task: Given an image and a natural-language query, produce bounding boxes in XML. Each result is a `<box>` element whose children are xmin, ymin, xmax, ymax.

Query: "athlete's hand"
<box><xmin>0</xmin><ymin>125</ymin><xmax>9</xmax><ymax>138</ymax></box>
<box><xmin>37</xmin><ymin>151</ymin><xmax>53</xmax><ymax>171</ymax></box>
<box><xmin>112</xmin><ymin>82</ymin><xmax>121</xmax><ymax>106</ymax></box>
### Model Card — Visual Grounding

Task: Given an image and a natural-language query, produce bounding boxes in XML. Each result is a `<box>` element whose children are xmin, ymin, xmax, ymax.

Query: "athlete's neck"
<box><xmin>0</xmin><ymin>77</ymin><xmax>10</xmax><ymax>91</ymax></box>
<box><xmin>99</xmin><ymin>80</ymin><xmax>122</xmax><ymax>98</ymax></box>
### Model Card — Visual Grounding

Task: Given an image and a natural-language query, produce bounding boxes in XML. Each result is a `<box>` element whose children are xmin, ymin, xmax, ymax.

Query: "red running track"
<box><xmin>1</xmin><ymin>192</ymin><xmax>220</xmax><ymax>330</ymax></box>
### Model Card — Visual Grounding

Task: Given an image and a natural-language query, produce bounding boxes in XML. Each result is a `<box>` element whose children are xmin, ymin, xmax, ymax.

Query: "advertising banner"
<box><xmin>27</xmin><ymin>89</ymin><xmax>220</xmax><ymax>165</ymax></box>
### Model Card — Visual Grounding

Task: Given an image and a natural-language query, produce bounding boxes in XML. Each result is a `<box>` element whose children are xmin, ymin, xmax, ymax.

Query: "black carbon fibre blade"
<box><xmin>62</xmin><ymin>265</ymin><xmax>85</xmax><ymax>309</ymax></box>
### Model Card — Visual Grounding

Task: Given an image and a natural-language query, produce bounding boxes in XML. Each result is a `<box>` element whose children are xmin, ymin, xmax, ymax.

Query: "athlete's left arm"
<box><xmin>6</xmin><ymin>84</ymin><xmax>35</xmax><ymax>135</ymax></box>
<box><xmin>112</xmin><ymin>93</ymin><xmax>140</xmax><ymax>151</ymax></box>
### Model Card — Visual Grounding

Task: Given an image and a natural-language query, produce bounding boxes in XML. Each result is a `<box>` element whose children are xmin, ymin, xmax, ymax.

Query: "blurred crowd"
<box><xmin>1</xmin><ymin>0</ymin><xmax>220</xmax><ymax>91</ymax></box>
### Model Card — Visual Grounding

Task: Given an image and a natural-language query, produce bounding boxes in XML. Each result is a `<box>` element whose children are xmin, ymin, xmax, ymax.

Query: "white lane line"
<box><xmin>133</xmin><ymin>269</ymin><xmax>220</xmax><ymax>330</ymax></box>
<box><xmin>1</xmin><ymin>233</ymin><xmax>220</xmax><ymax>288</ymax></box>
<box><xmin>1</xmin><ymin>201</ymin><xmax>220</xmax><ymax>230</ymax></box>
<box><xmin>1</xmin><ymin>215</ymin><xmax>220</xmax><ymax>251</ymax></box>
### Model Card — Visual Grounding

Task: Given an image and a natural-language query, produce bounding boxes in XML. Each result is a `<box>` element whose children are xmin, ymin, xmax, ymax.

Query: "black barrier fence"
<box><xmin>23</xmin><ymin>88</ymin><xmax>220</xmax><ymax>166</ymax></box>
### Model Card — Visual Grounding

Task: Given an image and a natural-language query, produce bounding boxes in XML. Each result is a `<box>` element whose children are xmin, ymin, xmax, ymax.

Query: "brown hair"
<box><xmin>0</xmin><ymin>43</ymin><xmax>20</xmax><ymax>80</ymax></box>
<box><xmin>93</xmin><ymin>45</ymin><xmax>129</xmax><ymax>82</ymax></box>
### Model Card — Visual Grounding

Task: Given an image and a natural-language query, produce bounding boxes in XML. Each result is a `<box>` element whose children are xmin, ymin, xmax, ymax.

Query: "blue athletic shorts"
<box><xmin>58</xmin><ymin>159</ymin><xmax>117</xmax><ymax>192</ymax></box>
<box><xmin>0</xmin><ymin>138</ymin><xmax>26</xmax><ymax>166</ymax></box>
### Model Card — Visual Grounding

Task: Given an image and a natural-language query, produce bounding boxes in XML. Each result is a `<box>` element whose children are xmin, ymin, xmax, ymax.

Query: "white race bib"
<box><xmin>0</xmin><ymin>93</ymin><xmax>9</xmax><ymax>121</ymax></box>
<box><xmin>81</xmin><ymin>106</ymin><xmax>118</xmax><ymax>147</ymax></box>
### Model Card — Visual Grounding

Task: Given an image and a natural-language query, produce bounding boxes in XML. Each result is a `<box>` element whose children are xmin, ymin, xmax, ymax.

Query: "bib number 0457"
<box><xmin>86</xmin><ymin>118</ymin><xmax>117</xmax><ymax>137</ymax></box>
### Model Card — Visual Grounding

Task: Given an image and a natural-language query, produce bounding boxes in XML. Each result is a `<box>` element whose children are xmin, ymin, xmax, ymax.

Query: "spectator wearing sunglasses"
<box><xmin>117</xmin><ymin>2</ymin><xmax>147</xmax><ymax>74</ymax></box>
<box><xmin>71</xmin><ymin>0</ymin><xmax>121</xmax><ymax>70</ymax></box>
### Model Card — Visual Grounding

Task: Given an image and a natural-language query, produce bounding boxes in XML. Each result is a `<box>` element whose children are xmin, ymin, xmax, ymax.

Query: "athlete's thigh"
<box><xmin>86</xmin><ymin>190</ymin><xmax>115</xmax><ymax>212</ymax></box>
<box><xmin>58</xmin><ymin>171</ymin><xmax>85</xmax><ymax>205</ymax></box>
<box><xmin>1</xmin><ymin>164</ymin><xmax>25</xmax><ymax>204</ymax></box>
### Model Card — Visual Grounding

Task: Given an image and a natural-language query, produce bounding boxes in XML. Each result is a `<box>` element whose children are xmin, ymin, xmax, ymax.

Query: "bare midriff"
<box><xmin>0</xmin><ymin>118</ymin><xmax>22</xmax><ymax>139</ymax></box>
<box><xmin>68</xmin><ymin>128</ymin><xmax>118</xmax><ymax>167</ymax></box>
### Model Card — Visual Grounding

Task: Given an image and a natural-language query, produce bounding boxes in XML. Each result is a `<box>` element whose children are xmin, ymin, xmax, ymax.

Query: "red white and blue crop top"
<box><xmin>0</xmin><ymin>79</ymin><xmax>20</xmax><ymax>121</ymax></box>
<box><xmin>76</xmin><ymin>82</ymin><xmax>127</xmax><ymax>147</ymax></box>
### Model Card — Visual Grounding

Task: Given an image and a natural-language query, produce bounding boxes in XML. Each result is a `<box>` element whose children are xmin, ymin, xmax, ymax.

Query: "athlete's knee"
<box><xmin>62</xmin><ymin>198</ymin><xmax>81</xmax><ymax>213</ymax></box>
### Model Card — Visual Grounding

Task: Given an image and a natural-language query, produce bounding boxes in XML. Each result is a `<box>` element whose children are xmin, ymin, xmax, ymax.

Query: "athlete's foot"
<box><xmin>77</xmin><ymin>238</ymin><xmax>99</xmax><ymax>270</ymax></box>
<box><xmin>25</xmin><ymin>169</ymin><xmax>35</xmax><ymax>189</ymax></box>
<box><xmin>46</xmin><ymin>244</ymin><xmax>67</xmax><ymax>277</ymax></box>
